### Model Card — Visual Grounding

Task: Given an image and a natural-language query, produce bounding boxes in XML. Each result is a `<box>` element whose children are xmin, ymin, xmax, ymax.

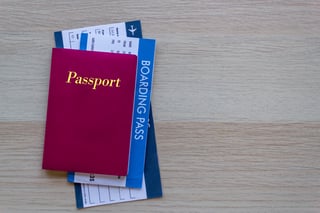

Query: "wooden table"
<box><xmin>1</xmin><ymin>1</ymin><xmax>319</xmax><ymax>212</ymax></box>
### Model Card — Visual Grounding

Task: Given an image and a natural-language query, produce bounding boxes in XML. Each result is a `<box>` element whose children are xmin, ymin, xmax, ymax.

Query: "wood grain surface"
<box><xmin>0</xmin><ymin>0</ymin><xmax>319</xmax><ymax>212</ymax></box>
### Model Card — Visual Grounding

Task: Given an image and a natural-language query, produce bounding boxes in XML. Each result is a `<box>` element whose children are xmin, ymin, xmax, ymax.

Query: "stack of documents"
<box><xmin>42</xmin><ymin>20</ymin><xmax>162</xmax><ymax>208</ymax></box>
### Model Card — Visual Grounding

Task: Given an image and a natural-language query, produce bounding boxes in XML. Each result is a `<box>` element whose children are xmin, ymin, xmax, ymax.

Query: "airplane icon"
<box><xmin>128</xmin><ymin>25</ymin><xmax>137</xmax><ymax>36</ymax></box>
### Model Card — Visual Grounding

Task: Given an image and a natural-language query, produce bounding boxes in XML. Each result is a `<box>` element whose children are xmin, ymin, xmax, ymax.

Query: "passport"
<box><xmin>54</xmin><ymin>21</ymin><xmax>156</xmax><ymax>188</ymax></box>
<box><xmin>42</xmin><ymin>48</ymin><xmax>137</xmax><ymax>176</ymax></box>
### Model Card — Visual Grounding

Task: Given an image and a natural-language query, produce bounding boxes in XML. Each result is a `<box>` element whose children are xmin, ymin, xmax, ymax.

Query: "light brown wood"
<box><xmin>0</xmin><ymin>0</ymin><xmax>320</xmax><ymax>212</ymax></box>
<box><xmin>0</xmin><ymin>122</ymin><xmax>319</xmax><ymax>212</ymax></box>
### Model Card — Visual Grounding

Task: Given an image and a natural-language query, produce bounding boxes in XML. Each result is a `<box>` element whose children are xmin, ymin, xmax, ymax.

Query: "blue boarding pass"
<box><xmin>71</xmin><ymin>32</ymin><xmax>156</xmax><ymax>189</ymax></box>
<box><xmin>54</xmin><ymin>21</ymin><xmax>155</xmax><ymax>188</ymax></box>
<box><xmin>74</xmin><ymin>106</ymin><xmax>162</xmax><ymax>208</ymax></box>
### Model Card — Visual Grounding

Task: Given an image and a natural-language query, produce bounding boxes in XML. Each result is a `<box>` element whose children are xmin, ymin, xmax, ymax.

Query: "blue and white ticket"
<box><xmin>55</xmin><ymin>20</ymin><xmax>142</xmax><ymax>49</ymax></box>
<box><xmin>75</xmin><ymin>107</ymin><xmax>162</xmax><ymax>208</ymax></box>
<box><xmin>55</xmin><ymin>21</ymin><xmax>161</xmax><ymax>208</ymax></box>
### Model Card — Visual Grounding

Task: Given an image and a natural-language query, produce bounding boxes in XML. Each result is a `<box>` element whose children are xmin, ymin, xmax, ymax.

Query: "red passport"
<box><xmin>42</xmin><ymin>48</ymin><xmax>137</xmax><ymax>176</ymax></box>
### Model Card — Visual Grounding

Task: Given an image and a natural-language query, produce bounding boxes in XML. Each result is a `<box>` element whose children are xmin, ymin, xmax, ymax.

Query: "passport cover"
<box><xmin>42</xmin><ymin>48</ymin><xmax>137</xmax><ymax>176</ymax></box>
